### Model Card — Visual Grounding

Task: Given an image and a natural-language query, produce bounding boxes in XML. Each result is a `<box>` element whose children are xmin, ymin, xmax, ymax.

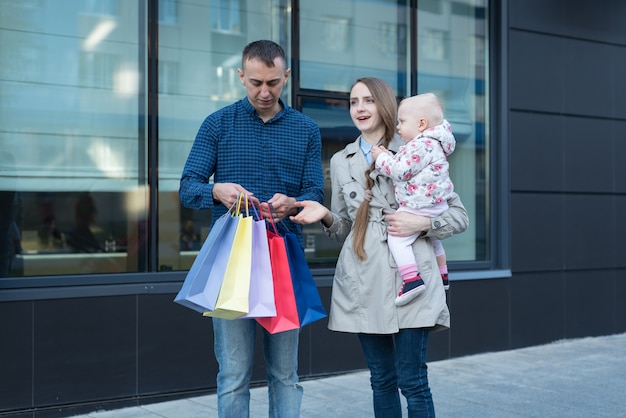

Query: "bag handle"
<box><xmin>266</xmin><ymin>203</ymin><xmax>292</xmax><ymax>236</ymax></box>
<box><xmin>225</xmin><ymin>195</ymin><xmax>239</xmax><ymax>216</ymax></box>
<box><xmin>243</xmin><ymin>193</ymin><xmax>249</xmax><ymax>217</ymax></box>
<box><xmin>250</xmin><ymin>197</ymin><xmax>261</xmax><ymax>221</ymax></box>
<box><xmin>266</xmin><ymin>203</ymin><xmax>279</xmax><ymax>235</ymax></box>
<box><xmin>231</xmin><ymin>192</ymin><xmax>252</xmax><ymax>217</ymax></box>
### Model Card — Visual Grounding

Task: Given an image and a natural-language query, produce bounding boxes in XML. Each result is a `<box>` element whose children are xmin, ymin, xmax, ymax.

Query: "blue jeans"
<box><xmin>213</xmin><ymin>318</ymin><xmax>303</xmax><ymax>418</ymax></box>
<box><xmin>358</xmin><ymin>328</ymin><xmax>435</xmax><ymax>418</ymax></box>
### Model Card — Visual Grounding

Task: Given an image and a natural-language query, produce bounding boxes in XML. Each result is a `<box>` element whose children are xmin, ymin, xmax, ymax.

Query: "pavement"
<box><xmin>71</xmin><ymin>333</ymin><xmax>626</xmax><ymax>418</ymax></box>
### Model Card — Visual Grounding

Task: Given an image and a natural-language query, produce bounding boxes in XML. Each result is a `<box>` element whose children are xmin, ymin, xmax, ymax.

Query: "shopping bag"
<box><xmin>174</xmin><ymin>208</ymin><xmax>239</xmax><ymax>313</ymax></box>
<box><xmin>241</xmin><ymin>208</ymin><xmax>276</xmax><ymax>318</ymax></box>
<box><xmin>256</xmin><ymin>227</ymin><xmax>300</xmax><ymax>334</ymax></box>
<box><xmin>284</xmin><ymin>232</ymin><xmax>327</xmax><ymax>326</ymax></box>
<box><xmin>204</xmin><ymin>195</ymin><xmax>254</xmax><ymax>319</ymax></box>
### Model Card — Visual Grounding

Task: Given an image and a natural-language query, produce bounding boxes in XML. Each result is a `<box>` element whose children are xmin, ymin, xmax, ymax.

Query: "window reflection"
<box><xmin>157</xmin><ymin>0</ymin><xmax>288</xmax><ymax>272</ymax></box>
<box><xmin>159</xmin><ymin>0</ymin><xmax>178</xmax><ymax>25</ymax></box>
<box><xmin>300</xmin><ymin>97</ymin><xmax>359</xmax><ymax>265</ymax></box>
<box><xmin>298</xmin><ymin>0</ymin><xmax>488</xmax><ymax>262</ymax></box>
<box><xmin>299</xmin><ymin>0</ymin><xmax>409</xmax><ymax>92</ymax></box>
<box><xmin>210</xmin><ymin>0</ymin><xmax>242</xmax><ymax>33</ymax></box>
<box><xmin>3</xmin><ymin>190</ymin><xmax>147</xmax><ymax>277</ymax></box>
<box><xmin>416</xmin><ymin>0</ymin><xmax>489</xmax><ymax>261</ymax></box>
<box><xmin>0</xmin><ymin>0</ymin><xmax>489</xmax><ymax>279</ymax></box>
<box><xmin>0</xmin><ymin>1</ymin><xmax>148</xmax><ymax>277</ymax></box>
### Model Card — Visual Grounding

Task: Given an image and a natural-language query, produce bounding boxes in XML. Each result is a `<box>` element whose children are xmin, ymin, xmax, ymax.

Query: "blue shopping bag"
<box><xmin>265</xmin><ymin>203</ymin><xmax>326</xmax><ymax>327</ymax></box>
<box><xmin>284</xmin><ymin>232</ymin><xmax>327</xmax><ymax>326</ymax></box>
<box><xmin>174</xmin><ymin>205</ymin><xmax>239</xmax><ymax>313</ymax></box>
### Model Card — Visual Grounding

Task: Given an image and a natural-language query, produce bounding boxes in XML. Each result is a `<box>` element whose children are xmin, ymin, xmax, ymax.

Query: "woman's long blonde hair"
<box><xmin>351</xmin><ymin>77</ymin><xmax>398</xmax><ymax>260</ymax></box>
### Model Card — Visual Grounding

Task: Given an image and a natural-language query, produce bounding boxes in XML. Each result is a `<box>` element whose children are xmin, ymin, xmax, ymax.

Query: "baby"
<box><xmin>372</xmin><ymin>93</ymin><xmax>456</xmax><ymax>306</ymax></box>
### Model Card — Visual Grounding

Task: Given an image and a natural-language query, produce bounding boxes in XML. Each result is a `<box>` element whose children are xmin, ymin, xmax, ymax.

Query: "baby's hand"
<box><xmin>371</xmin><ymin>145</ymin><xmax>389</xmax><ymax>161</ymax></box>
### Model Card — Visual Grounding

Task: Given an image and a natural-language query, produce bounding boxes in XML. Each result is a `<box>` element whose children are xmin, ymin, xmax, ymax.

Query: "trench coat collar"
<box><xmin>344</xmin><ymin>137</ymin><xmax>369</xmax><ymax>191</ymax></box>
<box><xmin>344</xmin><ymin>134</ymin><xmax>404</xmax><ymax>191</ymax></box>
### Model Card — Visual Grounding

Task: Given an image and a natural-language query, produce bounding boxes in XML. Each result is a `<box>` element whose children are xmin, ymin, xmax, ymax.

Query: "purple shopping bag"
<box><xmin>241</xmin><ymin>212</ymin><xmax>276</xmax><ymax>318</ymax></box>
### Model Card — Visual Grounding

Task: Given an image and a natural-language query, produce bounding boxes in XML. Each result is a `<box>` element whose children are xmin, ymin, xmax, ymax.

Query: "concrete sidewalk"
<box><xmin>72</xmin><ymin>333</ymin><xmax>626</xmax><ymax>417</ymax></box>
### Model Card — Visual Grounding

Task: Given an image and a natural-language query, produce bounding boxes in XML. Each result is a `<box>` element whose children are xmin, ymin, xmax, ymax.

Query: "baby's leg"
<box><xmin>432</xmin><ymin>238</ymin><xmax>449</xmax><ymax>290</ymax></box>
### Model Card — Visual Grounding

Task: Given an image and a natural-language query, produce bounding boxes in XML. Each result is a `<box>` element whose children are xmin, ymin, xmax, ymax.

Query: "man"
<box><xmin>179</xmin><ymin>40</ymin><xmax>324</xmax><ymax>418</ymax></box>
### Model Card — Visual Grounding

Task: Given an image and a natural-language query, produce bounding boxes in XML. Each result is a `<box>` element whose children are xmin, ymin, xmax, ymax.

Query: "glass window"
<box><xmin>0</xmin><ymin>1</ymin><xmax>148</xmax><ymax>277</ymax></box>
<box><xmin>1</xmin><ymin>0</ymin><xmax>489</xmax><ymax>282</ymax></box>
<box><xmin>84</xmin><ymin>0</ymin><xmax>119</xmax><ymax>16</ymax></box>
<box><xmin>298</xmin><ymin>0</ymin><xmax>489</xmax><ymax>264</ymax></box>
<box><xmin>415</xmin><ymin>0</ymin><xmax>489</xmax><ymax>262</ymax></box>
<box><xmin>210</xmin><ymin>0</ymin><xmax>242</xmax><ymax>33</ymax></box>
<box><xmin>157</xmin><ymin>0</ymin><xmax>290</xmax><ymax>271</ymax></box>
<box><xmin>299</xmin><ymin>0</ymin><xmax>409</xmax><ymax>93</ymax></box>
<box><xmin>299</xmin><ymin>96</ymin><xmax>360</xmax><ymax>266</ymax></box>
<box><xmin>159</xmin><ymin>0</ymin><xmax>178</xmax><ymax>25</ymax></box>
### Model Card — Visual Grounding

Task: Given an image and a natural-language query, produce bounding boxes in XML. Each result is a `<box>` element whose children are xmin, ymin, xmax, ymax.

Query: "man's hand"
<box><xmin>261</xmin><ymin>193</ymin><xmax>297</xmax><ymax>221</ymax></box>
<box><xmin>212</xmin><ymin>183</ymin><xmax>258</xmax><ymax>209</ymax></box>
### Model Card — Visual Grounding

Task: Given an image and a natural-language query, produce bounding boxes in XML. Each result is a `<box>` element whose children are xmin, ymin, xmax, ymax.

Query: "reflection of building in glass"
<box><xmin>0</xmin><ymin>0</ymin><xmax>486</xmax><ymax>271</ymax></box>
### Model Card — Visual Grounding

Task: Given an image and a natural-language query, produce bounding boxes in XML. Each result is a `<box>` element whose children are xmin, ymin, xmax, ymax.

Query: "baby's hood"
<box><xmin>423</xmin><ymin>119</ymin><xmax>456</xmax><ymax>156</ymax></box>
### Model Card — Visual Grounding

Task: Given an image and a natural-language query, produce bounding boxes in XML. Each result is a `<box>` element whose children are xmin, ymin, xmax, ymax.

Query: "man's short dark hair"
<box><xmin>241</xmin><ymin>40</ymin><xmax>286</xmax><ymax>69</ymax></box>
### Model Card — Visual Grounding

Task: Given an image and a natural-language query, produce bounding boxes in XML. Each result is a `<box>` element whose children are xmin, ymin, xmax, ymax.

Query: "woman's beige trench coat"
<box><xmin>323</xmin><ymin>136</ymin><xmax>469</xmax><ymax>334</ymax></box>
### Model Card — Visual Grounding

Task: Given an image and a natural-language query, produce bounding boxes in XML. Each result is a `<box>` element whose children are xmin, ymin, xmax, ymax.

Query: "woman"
<box><xmin>291</xmin><ymin>77</ymin><xmax>468</xmax><ymax>417</ymax></box>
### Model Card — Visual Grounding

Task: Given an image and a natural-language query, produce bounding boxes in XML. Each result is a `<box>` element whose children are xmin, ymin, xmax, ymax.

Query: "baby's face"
<box><xmin>396</xmin><ymin>103</ymin><xmax>422</xmax><ymax>143</ymax></box>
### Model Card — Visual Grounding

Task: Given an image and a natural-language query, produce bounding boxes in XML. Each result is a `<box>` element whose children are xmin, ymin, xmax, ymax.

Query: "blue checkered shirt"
<box><xmin>179</xmin><ymin>97</ymin><xmax>324</xmax><ymax>243</ymax></box>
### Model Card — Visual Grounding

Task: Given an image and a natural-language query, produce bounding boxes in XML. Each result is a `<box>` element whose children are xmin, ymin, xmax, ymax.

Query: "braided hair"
<box><xmin>350</xmin><ymin>78</ymin><xmax>398</xmax><ymax>260</ymax></box>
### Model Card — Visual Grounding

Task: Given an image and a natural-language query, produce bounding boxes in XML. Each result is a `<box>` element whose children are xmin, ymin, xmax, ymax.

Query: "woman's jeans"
<box><xmin>358</xmin><ymin>328</ymin><xmax>435</xmax><ymax>418</ymax></box>
<box><xmin>213</xmin><ymin>317</ymin><xmax>303</xmax><ymax>418</ymax></box>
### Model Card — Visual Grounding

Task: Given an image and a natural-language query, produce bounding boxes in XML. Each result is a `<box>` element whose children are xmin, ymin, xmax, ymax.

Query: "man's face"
<box><xmin>238</xmin><ymin>57</ymin><xmax>290</xmax><ymax>118</ymax></box>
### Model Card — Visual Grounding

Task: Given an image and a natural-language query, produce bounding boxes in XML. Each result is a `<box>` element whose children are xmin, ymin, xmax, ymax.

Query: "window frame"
<box><xmin>0</xmin><ymin>0</ymin><xmax>511</xmax><ymax>302</ymax></box>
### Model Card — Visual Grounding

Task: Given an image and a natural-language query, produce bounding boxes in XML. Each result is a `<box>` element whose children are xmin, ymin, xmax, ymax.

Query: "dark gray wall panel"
<box><xmin>615</xmin><ymin>121</ymin><xmax>626</xmax><ymax>193</ymax></box>
<box><xmin>511</xmin><ymin>193</ymin><xmax>564</xmax><ymax>272</ymax></box>
<box><xmin>510</xmin><ymin>113</ymin><xmax>621</xmax><ymax>194</ymax></box>
<box><xmin>509</xmin><ymin>31</ymin><xmax>622</xmax><ymax>119</ymax></box>
<box><xmin>33</xmin><ymin>297</ymin><xmax>136</xmax><ymax>407</ymax></box>
<box><xmin>614</xmin><ymin>1</ymin><xmax>626</xmax><ymax>44</ymax></box>
<box><xmin>510</xmin><ymin>0</ymin><xmax>620</xmax><ymax>44</ymax></box>
<box><xmin>428</xmin><ymin>328</ymin><xmax>451</xmax><ymax>362</ymax></box>
<box><xmin>563</xmin><ymin>195</ymin><xmax>615</xmax><ymax>270</ymax></box>
<box><xmin>614</xmin><ymin>46</ymin><xmax>626</xmax><ymax>119</ymax></box>
<box><xmin>449</xmin><ymin>279</ymin><xmax>509</xmax><ymax>357</ymax></box>
<box><xmin>509</xmin><ymin>0</ymin><xmax>565</xmax><ymax>33</ymax></box>
<box><xmin>304</xmin><ymin>287</ymin><xmax>366</xmax><ymax>376</ymax></box>
<box><xmin>510</xmin><ymin>112</ymin><xmax>563</xmax><ymax>191</ymax></box>
<box><xmin>138</xmin><ymin>294</ymin><xmax>216</xmax><ymax>394</ymax></box>
<box><xmin>562</xmin><ymin>117</ymin><xmax>615</xmax><ymax>193</ymax></box>
<box><xmin>616</xmin><ymin>270</ymin><xmax>626</xmax><ymax>333</ymax></box>
<box><xmin>562</xmin><ymin>41</ymin><xmax>614</xmax><ymax>119</ymax></box>
<box><xmin>564</xmin><ymin>270</ymin><xmax>614</xmax><ymax>339</ymax></box>
<box><xmin>510</xmin><ymin>272</ymin><xmax>565</xmax><ymax>349</ymax></box>
<box><xmin>616</xmin><ymin>196</ymin><xmax>626</xmax><ymax>269</ymax></box>
<box><xmin>0</xmin><ymin>302</ymin><xmax>33</xmax><ymax>412</ymax></box>
<box><xmin>509</xmin><ymin>31</ymin><xmax>564</xmax><ymax>113</ymax></box>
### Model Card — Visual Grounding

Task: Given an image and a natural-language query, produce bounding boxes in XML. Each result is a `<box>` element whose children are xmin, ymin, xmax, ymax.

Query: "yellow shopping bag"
<box><xmin>204</xmin><ymin>194</ymin><xmax>253</xmax><ymax>320</ymax></box>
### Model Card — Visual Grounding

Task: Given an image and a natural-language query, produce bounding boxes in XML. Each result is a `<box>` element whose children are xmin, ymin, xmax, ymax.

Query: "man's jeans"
<box><xmin>358</xmin><ymin>328</ymin><xmax>435</xmax><ymax>418</ymax></box>
<box><xmin>213</xmin><ymin>317</ymin><xmax>303</xmax><ymax>418</ymax></box>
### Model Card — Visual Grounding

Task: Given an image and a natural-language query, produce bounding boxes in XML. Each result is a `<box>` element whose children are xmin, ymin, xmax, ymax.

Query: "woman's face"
<box><xmin>349</xmin><ymin>82</ymin><xmax>383</xmax><ymax>136</ymax></box>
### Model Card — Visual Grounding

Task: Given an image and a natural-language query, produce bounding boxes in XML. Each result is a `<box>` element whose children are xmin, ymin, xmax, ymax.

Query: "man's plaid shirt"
<box><xmin>179</xmin><ymin>97</ymin><xmax>324</xmax><ymax>242</ymax></box>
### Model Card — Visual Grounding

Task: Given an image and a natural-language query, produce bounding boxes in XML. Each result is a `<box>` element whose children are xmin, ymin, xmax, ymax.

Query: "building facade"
<box><xmin>1</xmin><ymin>0</ymin><xmax>625</xmax><ymax>416</ymax></box>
